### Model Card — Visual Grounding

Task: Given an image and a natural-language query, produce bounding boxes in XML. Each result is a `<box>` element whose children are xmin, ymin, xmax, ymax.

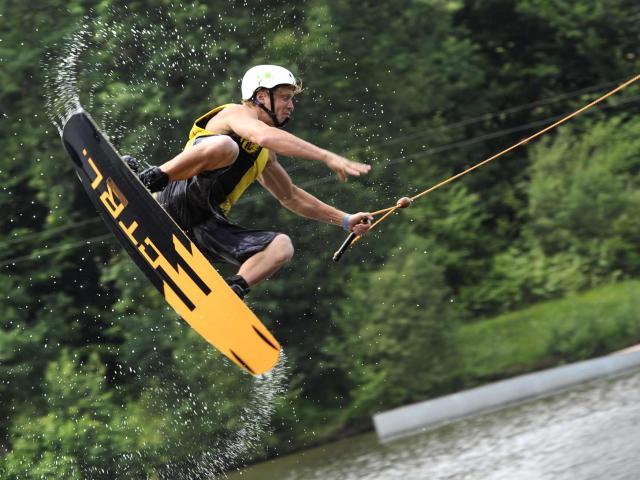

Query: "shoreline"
<box><xmin>373</xmin><ymin>348</ymin><xmax>640</xmax><ymax>442</ymax></box>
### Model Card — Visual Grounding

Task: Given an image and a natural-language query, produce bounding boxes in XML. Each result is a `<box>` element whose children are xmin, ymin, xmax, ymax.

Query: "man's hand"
<box><xmin>348</xmin><ymin>212</ymin><xmax>374</xmax><ymax>235</ymax></box>
<box><xmin>324</xmin><ymin>152</ymin><xmax>371</xmax><ymax>181</ymax></box>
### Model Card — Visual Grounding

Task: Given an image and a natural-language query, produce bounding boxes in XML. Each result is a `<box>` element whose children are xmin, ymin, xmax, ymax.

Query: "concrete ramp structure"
<box><xmin>374</xmin><ymin>349</ymin><xmax>640</xmax><ymax>442</ymax></box>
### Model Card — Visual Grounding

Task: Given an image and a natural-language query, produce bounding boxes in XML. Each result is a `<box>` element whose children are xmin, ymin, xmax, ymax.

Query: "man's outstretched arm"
<box><xmin>224</xmin><ymin>105</ymin><xmax>371</xmax><ymax>182</ymax></box>
<box><xmin>258</xmin><ymin>155</ymin><xmax>372</xmax><ymax>235</ymax></box>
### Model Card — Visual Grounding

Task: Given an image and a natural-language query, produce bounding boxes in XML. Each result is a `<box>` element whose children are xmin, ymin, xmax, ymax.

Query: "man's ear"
<box><xmin>254</xmin><ymin>89</ymin><xmax>269</xmax><ymax>107</ymax></box>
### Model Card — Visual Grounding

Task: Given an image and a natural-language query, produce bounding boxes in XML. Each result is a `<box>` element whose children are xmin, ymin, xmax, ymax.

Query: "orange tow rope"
<box><xmin>352</xmin><ymin>73</ymin><xmax>640</xmax><ymax>248</ymax></box>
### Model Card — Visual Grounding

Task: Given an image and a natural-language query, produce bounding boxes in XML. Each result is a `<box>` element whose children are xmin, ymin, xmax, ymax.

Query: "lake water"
<box><xmin>228</xmin><ymin>370</ymin><xmax>640</xmax><ymax>479</ymax></box>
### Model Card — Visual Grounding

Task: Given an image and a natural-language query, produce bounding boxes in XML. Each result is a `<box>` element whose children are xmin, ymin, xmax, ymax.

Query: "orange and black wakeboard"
<box><xmin>61</xmin><ymin>108</ymin><xmax>281</xmax><ymax>375</ymax></box>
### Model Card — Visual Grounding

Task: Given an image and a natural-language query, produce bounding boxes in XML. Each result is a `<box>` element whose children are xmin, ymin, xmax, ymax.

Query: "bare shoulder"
<box><xmin>205</xmin><ymin>104</ymin><xmax>258</xmax><ymax>134</ymax></box>
<box><xmin>218</xmin><ymin>104</ymin><xmax>258</xmax><ymax>121</ymax></box>
<box><xmin>220</xmin><ymin>103</ymin><xmax>251</xmax><ymax>114</ymax></box>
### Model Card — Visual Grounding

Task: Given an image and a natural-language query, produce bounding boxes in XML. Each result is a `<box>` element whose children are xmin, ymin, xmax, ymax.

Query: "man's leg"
<box><xmin>130</xmin><ymin>136</ymin><xmax>239</xmax><ymax>192</ymax></box>
<box><xmin>161</xmin><ymin>135</ymin><xmax>239</xmax><ymax>181</ymax></box>
<box><xmin>237</xmin><ymin>234</ymin><xmax>294</xmax><ymax>287</ymax></box>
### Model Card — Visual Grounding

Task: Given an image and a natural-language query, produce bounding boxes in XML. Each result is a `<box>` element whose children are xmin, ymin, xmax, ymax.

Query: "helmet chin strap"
<box><xmin>252</xmin><ymin>89</ymin><xmax>290</xmax><ymax>128</ymax></box>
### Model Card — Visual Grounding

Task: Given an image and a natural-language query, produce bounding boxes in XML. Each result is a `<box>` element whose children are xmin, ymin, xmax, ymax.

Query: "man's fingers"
<box><xmin>345</xmin><ymin>163</ymin><xmax>369</xmax><ymax>177</ymax></box>
<box><xmin>349</xmin><ymin>162</ymin><xmax>370</xmax><ymax>174</ymax></box>
<box><xmin>349</xmin><ymin>213</ymin><xmax>374</xmax><ymax>235</ymax></box>
<box><xmin>355</xmin><ymin>161</ymin><xmax>371</xmax><ymax>172</ymax></box>
<box><xmin>331</xmin><ymin>157</ymin><xmax>370</xmax><ymax>180</ymax></box>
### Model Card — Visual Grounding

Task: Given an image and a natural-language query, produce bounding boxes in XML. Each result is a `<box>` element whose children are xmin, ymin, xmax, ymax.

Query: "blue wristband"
<box><xmin>342</xmin><ymin>213</ymin><xmax>351</xmax><ymax>231</ymax></box>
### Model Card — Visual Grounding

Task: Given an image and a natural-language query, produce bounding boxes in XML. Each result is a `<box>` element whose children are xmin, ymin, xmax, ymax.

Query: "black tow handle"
<box><xmin>332</xmin><ymin>217</ymin><xmax>372</xmax><ymax>262</ymax></box>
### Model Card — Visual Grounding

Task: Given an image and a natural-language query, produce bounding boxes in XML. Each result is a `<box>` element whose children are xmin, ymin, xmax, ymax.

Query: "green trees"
<box><xmin>3</xmin><ymin>351</ymin><xmax>145</xmax><ymax>479</ymax></box>
<box><xmin>2</xmin><ymin>0</ymin><xmax>639</xmax><ymax>474</ymax></box>
<box><xmin>471</xmin><ymin>115</ymin><xmax>640</xmax><ymax>314</ymax></box>
<box><xmin>328</xmin><ymin>234</ymin><xmax>462</xmax><ymax>422</ymax></box>
<box><xmin>527</xmin><ymin>116</ymin><xmax>640</xmax><ymax>279</ymax></box>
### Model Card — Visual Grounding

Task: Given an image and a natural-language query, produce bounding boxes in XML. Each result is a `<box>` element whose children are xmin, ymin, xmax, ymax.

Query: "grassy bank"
<box><xmin>455</xmin><ymin>280</ymin><xmax>640</xmax><ymax>386</ymax></box>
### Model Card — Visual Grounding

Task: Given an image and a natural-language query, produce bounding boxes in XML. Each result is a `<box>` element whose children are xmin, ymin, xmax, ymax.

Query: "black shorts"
<box><xmin>156</xmin><ymin>167</ymin><xmax>280</xmax><ymax>266</ymax></box>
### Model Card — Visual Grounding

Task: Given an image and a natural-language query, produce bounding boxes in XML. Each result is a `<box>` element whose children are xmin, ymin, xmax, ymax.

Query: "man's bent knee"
<box><xmin>271</xmin><ymin>234</ymin><xmax>294</xmax><ymax>265</ymax></box>
<box><xmin>198</xmin><ymin>136</ymin><xmax>239</xmax><ymax>170</ymax></box>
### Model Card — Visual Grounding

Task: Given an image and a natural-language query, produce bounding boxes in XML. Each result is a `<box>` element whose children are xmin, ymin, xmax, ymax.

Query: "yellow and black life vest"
<box><xmin>186</xmin><ymin>104</ymin><xmax>270</xmax><ymax>215</ymax></box>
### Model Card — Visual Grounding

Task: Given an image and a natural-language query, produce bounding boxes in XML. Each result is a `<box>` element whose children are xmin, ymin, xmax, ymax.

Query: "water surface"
<box><xmin>229</xmin><ymin>370</ymin><xmax>640</xmax><ymax>479</ymax></box>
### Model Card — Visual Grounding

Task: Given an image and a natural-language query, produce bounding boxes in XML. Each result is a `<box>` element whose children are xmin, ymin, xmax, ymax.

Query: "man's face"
<box><xmin>258</xmin><ymin>86</ymin><xmax>295</xmax><ymax>124</ymax></box>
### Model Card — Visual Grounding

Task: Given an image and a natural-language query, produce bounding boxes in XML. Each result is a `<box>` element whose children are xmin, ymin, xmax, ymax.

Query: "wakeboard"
<box><xmin>61</xmin><ymin>108</ymin><xmax>281</xmax><ymax>375</ymax></box>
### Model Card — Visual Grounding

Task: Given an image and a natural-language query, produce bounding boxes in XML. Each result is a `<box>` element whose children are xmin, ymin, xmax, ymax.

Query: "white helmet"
<box><xmin>241</xmin><ymin>65</ymin><xmax>298</xmax><ymax>100</ymax></box>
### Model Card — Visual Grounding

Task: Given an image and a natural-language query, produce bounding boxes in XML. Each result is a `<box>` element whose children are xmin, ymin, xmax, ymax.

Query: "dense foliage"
<box><xmin>1</xmin><ymin>0</ymin><xmax>639</xmax><ymax>476</ymax></box>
